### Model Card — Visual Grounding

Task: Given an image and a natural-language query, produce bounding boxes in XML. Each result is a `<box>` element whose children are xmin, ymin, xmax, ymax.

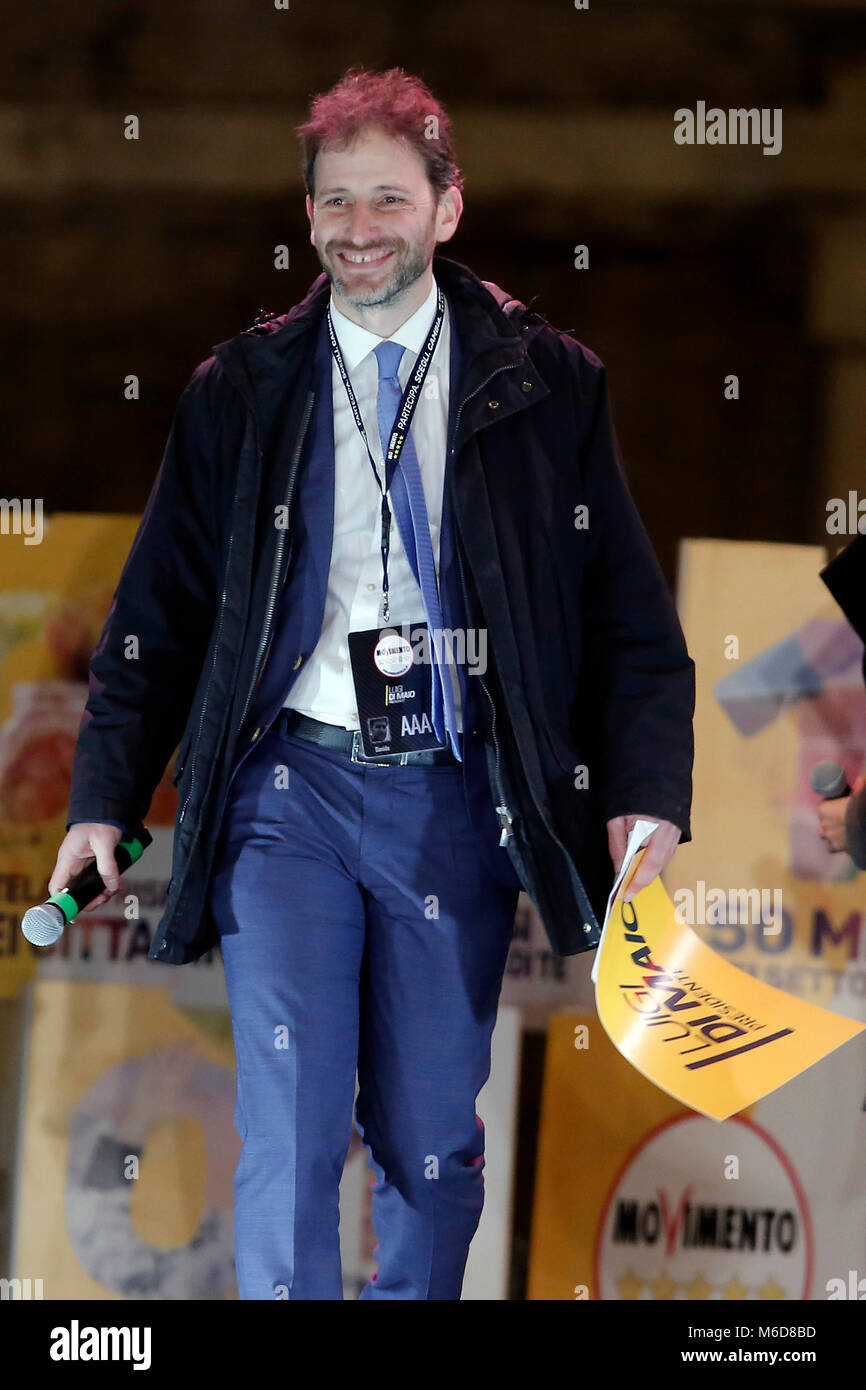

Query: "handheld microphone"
<box><xmin>21</xmin><ymin>826</ymin><xmax>153</xmax><ymax>946</ymax></box>
<box><xmin>810</xmin><ymin>761</ymin><xmax>851</xmax><ymax>800</ymax></box>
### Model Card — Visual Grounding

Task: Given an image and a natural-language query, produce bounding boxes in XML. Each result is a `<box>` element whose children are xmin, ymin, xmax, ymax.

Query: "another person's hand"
<box><xmin>818</xmin><ymin>772</ymin><xmax>866</xmax><ymax>854</ymax></box>
<box><xmin>48</xmin><ymin>823</ymin><xmax>124</xmax><ymax>910</ymax></box>
<box><xmin>606</xmin><ymin>814</ymin><xmax>682</xmax><ymax>902</ymax></box>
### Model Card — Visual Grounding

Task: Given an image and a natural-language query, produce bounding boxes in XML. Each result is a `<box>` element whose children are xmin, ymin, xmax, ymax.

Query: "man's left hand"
<box><xmin>606</xmin><ymin>814</ymin><xmax>683</xmax><ymax>902</ymax></box>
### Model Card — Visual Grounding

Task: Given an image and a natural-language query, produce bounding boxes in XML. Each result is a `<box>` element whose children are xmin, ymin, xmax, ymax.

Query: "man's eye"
<box><xmin>380</xmin><ymin>196</ymin><xmax>406</xmax><ymax>206</ymax></box>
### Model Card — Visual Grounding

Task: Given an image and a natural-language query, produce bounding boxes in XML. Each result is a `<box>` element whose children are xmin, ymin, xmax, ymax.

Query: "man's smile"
<box><xmin>335</xmin><ymin>247</ymin><xmax>394</xmax><ymax>268</ymax></box>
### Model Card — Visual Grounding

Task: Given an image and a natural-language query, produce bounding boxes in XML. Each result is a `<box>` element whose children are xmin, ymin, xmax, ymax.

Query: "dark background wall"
<box><xmin>2</xmin><ymin>1</ymin><xmax>865</xmax><ymax>583</ymax></box>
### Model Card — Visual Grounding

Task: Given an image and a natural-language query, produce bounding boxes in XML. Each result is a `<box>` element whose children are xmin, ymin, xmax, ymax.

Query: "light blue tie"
<box><xmin>374</xmin><ymin>340</ymin><xmax>460</xmax><ymax>760</ymax></box>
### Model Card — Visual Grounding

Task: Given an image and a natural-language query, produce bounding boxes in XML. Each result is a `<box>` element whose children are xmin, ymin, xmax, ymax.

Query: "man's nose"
<box><xmin>345</xmin><ymin>203</ymin><xmax>380</xmax><ymax>243</ymax></box>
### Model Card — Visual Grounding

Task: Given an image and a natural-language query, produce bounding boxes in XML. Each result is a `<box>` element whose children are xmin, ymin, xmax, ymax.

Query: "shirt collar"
<box><xmin>328</xmin><ymin>277</ymin><xmax>441</xmax><ymax>373</ymax></box>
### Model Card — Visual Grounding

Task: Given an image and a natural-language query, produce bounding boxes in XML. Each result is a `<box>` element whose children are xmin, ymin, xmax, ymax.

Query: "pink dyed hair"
<box><xmin>296</xmin><ymin>66</ymin><xmax>463</xmax><ymax>201</ymax></box>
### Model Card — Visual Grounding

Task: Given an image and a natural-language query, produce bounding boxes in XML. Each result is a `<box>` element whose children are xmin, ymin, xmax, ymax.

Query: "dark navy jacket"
<box><xmin>66</xmin><ymin>255</ymin><xmax>695</xmax><ymax>964</ymax></box>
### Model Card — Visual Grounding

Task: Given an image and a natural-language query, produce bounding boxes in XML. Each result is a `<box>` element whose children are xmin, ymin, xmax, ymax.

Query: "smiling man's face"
<box><xmin>306</xmin><ymin>125</ymin><xmax>461</xmax><ymax>321</ymax></box>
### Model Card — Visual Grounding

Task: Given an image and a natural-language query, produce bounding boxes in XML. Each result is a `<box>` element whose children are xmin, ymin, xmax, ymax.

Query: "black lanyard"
<box><xmin>327</xmin><ymin>288</ymin><xmax>445</xmax><ymax>622</ymax></box>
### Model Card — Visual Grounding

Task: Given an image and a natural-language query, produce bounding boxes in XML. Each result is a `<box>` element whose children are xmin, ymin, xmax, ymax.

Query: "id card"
<box><xmin>347</xmin><ymin>623</ymin><xmax>446</xmax><ymax>758</ymax></box>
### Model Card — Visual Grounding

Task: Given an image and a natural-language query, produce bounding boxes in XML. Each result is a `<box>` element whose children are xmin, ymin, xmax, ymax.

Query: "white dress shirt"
<box><xmin>285</xmin><ymin>276</ymin><xmax>463</xmax><ymax>732</ymax></box>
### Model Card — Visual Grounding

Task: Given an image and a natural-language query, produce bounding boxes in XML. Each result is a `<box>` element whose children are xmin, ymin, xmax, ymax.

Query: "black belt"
<box><xmin>277</xmin><ymin>708</ymin><xmax>459</xmax><ymax>766</ymax></box>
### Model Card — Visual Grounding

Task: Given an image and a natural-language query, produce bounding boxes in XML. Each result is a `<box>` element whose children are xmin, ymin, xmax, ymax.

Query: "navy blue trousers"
<box><xmin>210</xmin><ymin>717</ymin><xmax>520</xmax><ymax>1300</ymax></box>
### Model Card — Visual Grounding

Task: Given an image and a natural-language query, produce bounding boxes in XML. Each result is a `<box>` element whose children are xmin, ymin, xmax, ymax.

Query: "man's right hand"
<box><xmin>818</xmin><ymin>772</ymin><xmax>866</xmax><ymax>854</ymax></box>
<box><xmin>48</xmin><ymin>824</ymin><xmax>124</xmax><ymax>910</ymax></box>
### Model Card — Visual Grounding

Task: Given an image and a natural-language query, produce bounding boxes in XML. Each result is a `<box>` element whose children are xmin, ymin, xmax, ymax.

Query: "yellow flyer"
<box><xmin>593</xmin><ymin>825</ymin><xmax>864</xmax><ymax>1120</ymax></box>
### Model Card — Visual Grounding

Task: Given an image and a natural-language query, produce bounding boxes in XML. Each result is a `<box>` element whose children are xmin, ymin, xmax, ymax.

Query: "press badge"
<box><xmin>347</xmin><ymin>624</ymin><xmax>446</xmax><ymax>758</ymax></box>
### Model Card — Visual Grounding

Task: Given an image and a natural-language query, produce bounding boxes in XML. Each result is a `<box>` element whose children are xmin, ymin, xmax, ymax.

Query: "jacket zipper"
<box><xmin>237</xmin><ymin>388</ymin><xmax>316</xmax><ymax>736</ymax></box>
<box><xmin>455</xmin><ymin>536</ymin><xmax>512</xmax><ymax>847</ymax></box>
<box><xmin>450</xmin><ymin>359</ymin><xmax>522</xmax><ymax>847</ymax></box>
<box><xmin>179</xmin><ymin>390</ymin><xmax>314</xmax><ymax>826</ymax></box>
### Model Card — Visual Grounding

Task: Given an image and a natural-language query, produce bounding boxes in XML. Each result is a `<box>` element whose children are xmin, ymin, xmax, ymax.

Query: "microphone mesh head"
<box><xmin>810</xmin><ymin>760</ymin><xmax>848</xmax><ymax>798</ymax></box>
<box><xmin>21</xmin><ymin>904</ymin><xmax>66</xmax><ymax>946</ymax></box>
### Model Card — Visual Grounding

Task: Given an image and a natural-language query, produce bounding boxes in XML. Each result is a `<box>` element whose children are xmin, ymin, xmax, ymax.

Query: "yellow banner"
<box><xmin>668</xmin><ymin>539</ymin><xmax>866</xmax><ymax>1019</ymax></box>
<box><xmin>14</xmin><ymin>980</ymin><xmax>238</xmax><ymax>1298</ymax></box>
<box><xmin>595</xmin><ymin>847</ymin><xmax>864</xmax><ymax>1121</ymax></box>
<box><xmin>0</xmin><ymin>514</ymin><xmax>181</xmax><ymax>999</ymax></box>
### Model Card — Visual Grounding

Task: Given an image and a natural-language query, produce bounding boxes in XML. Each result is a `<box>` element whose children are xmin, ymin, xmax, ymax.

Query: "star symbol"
<box><xmin>723</xmin><ymin>1276</ymin><xmax>749</xmax><ymax>1300</ymax></box>
<box><xmin>616</xmin><ymin>1269</ymin><xmax>643</xmax><ymax>1299</ymax></box>
<box><xmin>687</xmin><ymin>1272</ymin><xmax>713</xmax><ymax>1300</ymax></box>
<box><xmin>650</xmin><ymin>1271</ymin><xmax>678</xmax><ymax>1300</ymax></box>
<box><xmin>758</xmin><ymin>1276</ymin><xmax>786</xmax><ymax>1300</ymax></box>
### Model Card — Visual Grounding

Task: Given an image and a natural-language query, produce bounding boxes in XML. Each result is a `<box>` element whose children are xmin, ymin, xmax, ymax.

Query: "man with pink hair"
<box><xmin>55</xmin><ymin>68</ymin><xmax>694</xmax><ymax>1298</ymax></box>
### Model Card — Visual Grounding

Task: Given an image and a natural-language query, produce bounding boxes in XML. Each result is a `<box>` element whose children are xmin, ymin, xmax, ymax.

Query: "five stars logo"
<box><xmin>593</xmin><ymin>1113</ymin><xmax>812</xmax><ymax>1300</ymax></box>
<box><xmin>615</xmin><ymin>1268</ymin><xmax>788</xmax><ymax>1299</ymax></box>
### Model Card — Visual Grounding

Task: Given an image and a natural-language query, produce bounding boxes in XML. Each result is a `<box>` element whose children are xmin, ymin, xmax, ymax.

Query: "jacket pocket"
<box><xmin>542</xmin><ymin>720</ymin><xmax>582</xmax><ymax>781</ymax></box>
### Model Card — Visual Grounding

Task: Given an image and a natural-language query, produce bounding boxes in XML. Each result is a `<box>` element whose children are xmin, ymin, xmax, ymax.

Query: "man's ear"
<box><xmin>435</xmin><ymin>185</ymin><xmax>463</xmax><ymax>246</ymax></box>
<box><xmin>306</xmin><ymin>194</ymin><xmax>316</xmax><ymax>245</ymax></box>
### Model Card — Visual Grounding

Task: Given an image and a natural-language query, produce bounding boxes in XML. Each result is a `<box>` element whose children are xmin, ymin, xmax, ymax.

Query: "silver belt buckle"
<box><xmin>350</xmin><ymin>730</ymin><xmax>409</xmax><ymax>766</ymax></box>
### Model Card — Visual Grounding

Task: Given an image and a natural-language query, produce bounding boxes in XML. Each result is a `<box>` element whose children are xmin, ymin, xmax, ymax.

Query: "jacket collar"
<box><xmin>211</xmin><ymin>255</ymin><xmax>548</xmax><ymax>422</ymax></box>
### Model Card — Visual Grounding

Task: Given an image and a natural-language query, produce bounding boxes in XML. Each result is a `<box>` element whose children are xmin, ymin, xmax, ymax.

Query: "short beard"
<box><xmin>321</xmin><ymin>225</ymin><xmax>437</xmax><ymax>309</ymax></box>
